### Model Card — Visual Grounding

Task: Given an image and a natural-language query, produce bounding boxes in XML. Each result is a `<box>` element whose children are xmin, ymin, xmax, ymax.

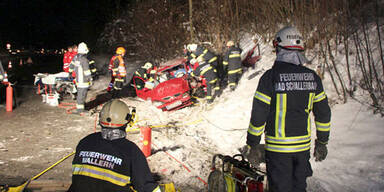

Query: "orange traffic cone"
<box><xmin>6</xmin><ymin>83</ymin><xmax>13</xmax><ymax>112</ymax></box>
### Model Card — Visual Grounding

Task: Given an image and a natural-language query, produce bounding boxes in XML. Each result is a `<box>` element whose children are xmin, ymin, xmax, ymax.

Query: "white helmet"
<box><xmin>78</xmin><ymin>42</ymin><xmax>89</xmax><ymax>54</ymax></box>
<box><xmin>226</xmin><ymin>40</ymin><xmax>235</xmax><ymax>47</ymax></box>
<box><xmin>274</xmin><ymin>26</ymin><xmax>304</xmax><ymax>50</ymax></box>
<box><xmin>143</xmin><ymin>62</ymin><xmax>153</xmax><ymax>70</ymax></box>
<box><xmin>186</xmin><ymin>44</ymin><xmax>198</xmax><ymax>52</ymax></box>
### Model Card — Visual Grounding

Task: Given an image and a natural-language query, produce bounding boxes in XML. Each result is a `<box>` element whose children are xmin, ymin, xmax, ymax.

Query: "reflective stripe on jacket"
<box><xmin>247</xmin><ymin>61</ymin><xmax>331</xmax><ymax>153</ymax></box>
<box><xmin>110</xmin><ymin>55</ymin><xmax>126</xmax><ymax>78</ymax></box>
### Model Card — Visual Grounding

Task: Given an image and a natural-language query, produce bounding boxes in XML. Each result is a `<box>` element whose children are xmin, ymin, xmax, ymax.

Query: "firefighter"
<box><xmin>223</xmin><ymin>40</ymin><xmax>242</xmax><ymax>91</ymax></box>
<box><xmin>187</xmin><ymin>44</ymin><xmax>219</xmax><ymax>103</ymax></box>
<box><xmin>133</xmin><ymin>62</ymin><xmax>155</xmax><ymax>90</ymax></box>
<box><xmin>68</xmin><ymin>99</ymin><xmax>161</xmax><ymax>192</ymax></box>
<box><xmin>108</xmin><ymin>47</ymin><xmax>127</xmax><ymax>97</ymax></box>
<box><xmin>68</xmin><ymin>42</ymin><xmax>92</xmax><ymax>114</ymax></box>
<box><xmin>245</xmin><ymin>26</ymin><xmax>331</xmax><ymax>192</ymax></box>
<box><xmin>63</xmin><ymin>46</ymin><xmax>73</xmax><ymax>73</ymax></box>
<box><xmin>88</xmin><ymin>54</ymin><xmax>98</xmax><ymax>80</ymax></box>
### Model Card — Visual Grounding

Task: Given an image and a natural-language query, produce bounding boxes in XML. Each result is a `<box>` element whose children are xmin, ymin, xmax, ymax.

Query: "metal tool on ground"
<box><xmin>0</xmin><ymin>151</ymin><xmax>75</xmax><ymax>192</ymax></box>
<box><xmin>208</xmin><ymin>154</ymin><xmax>265</xmax><ymax>192</ymax></box>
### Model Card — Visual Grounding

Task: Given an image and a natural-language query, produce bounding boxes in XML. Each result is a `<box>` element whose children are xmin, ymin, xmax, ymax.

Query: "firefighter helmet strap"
<box><xmin>101</xmin><ymin>127</ymin><xmax>127</xmax><ymax>140</ymax></box>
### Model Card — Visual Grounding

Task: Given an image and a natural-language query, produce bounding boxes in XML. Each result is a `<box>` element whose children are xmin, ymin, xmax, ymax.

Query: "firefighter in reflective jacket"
<box><xmin>109</xmin><ymin>47</ymin><xmax>127</xmax><ymax>95</ymax></box>
<box><xmin>88</xmin><ymin>55</ymin><xmax>98</xmax><ymax>80</ymax></box>
<box><xmin>68</xmin><ymin>99</ymin><xmax>161</xmax><ymax>192</ymax></box>
<box><xmin>133</xmin><ymin>62</ymin><xmax>154</xmax><ymax>90</ymax></box>
<box><xmin>68</xmin><ymin>42</ymin><xmax>92</xmax><ymax>114</ymax></box>
<box><xmin>246</xmin><ymin>26</ymin><xmax>331</xmax><ymax>192</ymax></box>
<box><xmin>187</xmin><ymin>44</ymin><xmax>219</xmax><ymax>103</ymax></box>
<box><xmin>223</xmin><ymin>40</ymin><xmax>242</xmax><ymax>91</ymax></box>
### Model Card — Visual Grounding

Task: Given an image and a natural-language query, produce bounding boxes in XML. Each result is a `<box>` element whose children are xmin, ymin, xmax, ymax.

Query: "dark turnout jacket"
<box><xmin>68</xmin><ymin>132</ymin><xmax>160</xmax><ymax>192</ymax></box>
<box><xmin>247</xmin><ymin>61</ymin><xmax>331</xmax><ymax>153</ymax></box>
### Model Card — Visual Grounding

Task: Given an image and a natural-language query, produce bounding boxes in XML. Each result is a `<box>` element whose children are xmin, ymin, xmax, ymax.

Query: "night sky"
<box><xmin>0</xmin><ymin>0</ymin><xmax>130</xmax><ymax>50</ymax></box>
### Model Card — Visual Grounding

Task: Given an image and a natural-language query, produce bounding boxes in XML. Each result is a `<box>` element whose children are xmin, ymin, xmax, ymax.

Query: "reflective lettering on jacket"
<box><xmin>71</xmin><ymin>133</ymin><xmax>160</xmax><ymax>192</ymax></box>
<box><xmin>247</xmin><ymin>61</ymin><xmax>331</xmax><ymax>153</ymax></box>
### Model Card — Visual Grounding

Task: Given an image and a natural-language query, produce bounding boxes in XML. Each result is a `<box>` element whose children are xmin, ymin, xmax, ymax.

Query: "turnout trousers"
<box><xmin>204</xmin><ymin>69</ymin><xmax>219</xmax><ymax>100</ymax></box>
<box><xmin>228</xmin><ymin>70</ymin><xmax>242</xmax><ymax>90</ymax></box>
<box><xmin>265</xmin><ymin>150</ymin><xmax>313</xmax><ymax>192</ymax></box>
<box><xmin>76</xmin><ymin>87</ymin><xmax>88</xmax><ymax>110</ymax></box>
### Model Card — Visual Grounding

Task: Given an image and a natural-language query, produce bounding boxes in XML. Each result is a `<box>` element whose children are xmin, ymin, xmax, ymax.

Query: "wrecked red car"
<box><xmin>132</xmin><ymin>44</ymin><xmax>261</xmax><ymax>111</ymax></box>
<box><xmin>132</xmin><ymin>58</ymin><xmax>193</xmax><ymax>111</ymax></box>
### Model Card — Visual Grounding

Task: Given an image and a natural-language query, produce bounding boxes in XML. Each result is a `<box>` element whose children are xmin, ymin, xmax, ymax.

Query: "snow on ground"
<box><xmin>91</xmin><ymin>34</ymin><xmax>383</xmax><ymax>191</ymax></box>
<box><xmin>1</xmin><ymin>25</ymin><xmax>382</xmax><ymax>191</ymax></box>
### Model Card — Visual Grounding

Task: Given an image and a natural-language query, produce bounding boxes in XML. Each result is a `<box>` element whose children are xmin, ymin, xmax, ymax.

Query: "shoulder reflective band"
<box><xmin>254</xmin><ymin>91</ymin><xmax>271</xmax><ymax>105</ymax></box>
<box><xmin>248</xmin><ymin>123</ymin><xmax>265</xmax><ymax>136</ymax></box>
<box><xmin>314</xmin><ymin>91</ymin><xmax>326</xmax><ymax>103</ymax></box>
<box><xmin>315</xmin><ymin>121</ymin><xmax>330</xmax><ymax>131</ymax></box>
<box><xmin>223</xmin><ymin>61</ymin><xmax>228</xmax><ymax>65</ymax></box>
<box><xmin>73</xmin><ymin>164</ymin><xmax>131</xmax><ymax>186</ymax></box>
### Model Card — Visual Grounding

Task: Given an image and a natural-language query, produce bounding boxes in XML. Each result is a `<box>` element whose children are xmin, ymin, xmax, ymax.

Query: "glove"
<box><xmin>114</xmin><ymin>79</ymin><xmax>123</xmax><ymax>90</ymax></box>
<box><xmin>314</xmin><ymin>139</ymin><xmax>328</xmax><ymax>162</ymax></box>
<box><xmin>241</xmin><ymin>144</ymin><xmax>265</xmax><ymax>166</ymax></box>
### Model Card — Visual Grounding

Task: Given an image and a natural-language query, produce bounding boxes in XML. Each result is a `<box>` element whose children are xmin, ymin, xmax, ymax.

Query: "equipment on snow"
<box><xmin>208</xmin><ymin>154</ymin><xmax>265</xmax><ymax>192</ymax></box>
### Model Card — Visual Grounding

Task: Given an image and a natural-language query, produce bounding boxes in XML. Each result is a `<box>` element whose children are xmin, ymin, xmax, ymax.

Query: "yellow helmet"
<box><xmin>116</xmin><ymin>47</ymin><xmax>126</xmax><ymax>55</ymax></box>
<box><xmin>99</xmin><ymin>99</ymin><xmax>132</xmax><ymax>128</ymax></box>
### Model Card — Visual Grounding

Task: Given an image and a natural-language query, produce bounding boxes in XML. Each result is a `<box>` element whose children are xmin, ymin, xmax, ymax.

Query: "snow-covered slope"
<box><xmin>88</xmin><ymin>25</ymin><xmax>384</xmax><ymax>191</ymax></box>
